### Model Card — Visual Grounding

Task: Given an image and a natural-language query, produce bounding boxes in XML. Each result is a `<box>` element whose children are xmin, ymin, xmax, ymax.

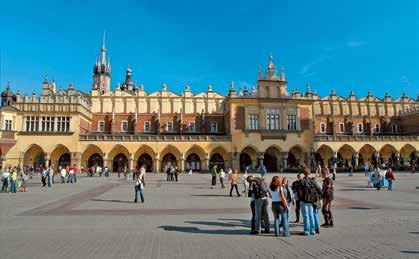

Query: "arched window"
<box><xmin>186</xmin><ymin>153</ymin><xmax>201</xmax><ymax>172</ymax></box>
<box><xmin>210</xmin><ymin>153</ymin><xmax>225</xmax><ymax>170</ymax></box>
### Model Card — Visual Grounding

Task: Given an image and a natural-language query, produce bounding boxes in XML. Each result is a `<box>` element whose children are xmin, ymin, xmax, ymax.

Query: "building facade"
<box><xmin>0</xmin><ymin>40</ymin><xmax>418</xmax><ymax>173</ymax></box>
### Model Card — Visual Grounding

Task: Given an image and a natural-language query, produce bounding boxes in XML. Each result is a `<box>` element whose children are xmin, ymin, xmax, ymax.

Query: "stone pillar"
<box><xmin>231</xmin><ymin>152</ymin><xmax>239</xmax><ymax>171</ymax></box>
<box><xmin>154</xmin><ymin>153</ymin><xmax>160</xmax><ymax>173</ymax></box>
<box><xmin>19</xmin><ymin>152</ymin><xmax>25</xmax><ymax>169</ymax></box>
<box><xmin>373</xmin><ymin>151</ymin><xmax>380</xmax><ymax>166</ymax></box>
<box><xmin>71</xmin><ymin>152</ymin><xmax>81</xmax><ymax>168</ymax></box>
<box><xmin>354</xmin><ymin>152</ymin><xmax>359</xmax><ymax>167</ymax></box>
<box><xmin>282</xmin><ymin>152</ymin><xmax>288</xmax><ymax>171</ymax></box>
<box><xmin>45</xmin><ymin>152</ymin><xmax>50</xmax><ymax>168</ymax></box>
<box><xmin>180</xmin><ymin>153</ymin><xmax>185</xmax><ymax>172</ymax></box>
<box><xmin>203</xmin><ymin>153</ymin><xmax>210</xmax><ymax>172</ymax></box>
<box><xmin>395</xmin><ymin>151</ymin><xmax>400</xmax><ymax>170</ymax></box>
<box><xmin>258</xmin><ymin>152</ymin><xmax>264</xmax><ymax>167</ymax></box>
<box><xmin>1</xmin><ymin>155</ymin><xmax>6</xmax><ymax>170</ymax></box>
<box><xmin>129</xmin><ymin>153</ymin><xmax>134</xmax><ymax>171</ymax></box>
<box><xmin>103</xmin><ymin>153</ymin><xmax>108</xmax><ymax>167</ymax></box>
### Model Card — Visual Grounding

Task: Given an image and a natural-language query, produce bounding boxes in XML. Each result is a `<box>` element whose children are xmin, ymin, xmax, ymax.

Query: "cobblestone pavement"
<box><xmin>1</xmin><ymin>172</ymin><xmax>418</xmax><ymax>259</ymax></box>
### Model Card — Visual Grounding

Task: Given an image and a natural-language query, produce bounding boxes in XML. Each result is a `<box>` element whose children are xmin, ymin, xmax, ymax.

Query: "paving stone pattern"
<box><xmin>1</xmin><ymin>173</ymin><xmax>418</xmax><ymax>259</ymax></box>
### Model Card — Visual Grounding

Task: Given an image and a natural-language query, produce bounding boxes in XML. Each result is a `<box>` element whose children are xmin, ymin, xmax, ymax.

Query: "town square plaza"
<box><xmin>0</xmin><ymin>172</ymin><xmax>418</xmax><ymax>259</ymax></box>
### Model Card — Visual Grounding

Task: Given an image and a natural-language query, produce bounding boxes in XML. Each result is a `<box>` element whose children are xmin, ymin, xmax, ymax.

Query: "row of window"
<box><xmin>248</xmin><ymin>114</ymin><xmax>298</xmax><ymax>130</ymax></box>
<box><xmin>319</xmin><ymin>123</ymin><xmax>398</xmax><ymax>134</ymax></box>
<box><xmin>97</xmin><ymin>121</ymin><xmax>218</xmax><ymax>133</ymax></box>
<box><xmin>24</xmin><ymin>116</ymin><xmax>71</xmax><ymax>132</ymax></box>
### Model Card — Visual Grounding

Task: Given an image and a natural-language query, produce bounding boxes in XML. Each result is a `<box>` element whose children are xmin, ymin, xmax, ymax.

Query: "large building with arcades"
<box><xmin>0</xmin><ymin>37</ymin><xmax>418</xmax><ymax>173</ymax></box>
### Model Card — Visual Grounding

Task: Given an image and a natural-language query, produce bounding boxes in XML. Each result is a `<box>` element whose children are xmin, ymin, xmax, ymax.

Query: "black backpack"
<box><xmin>302</xmin><ymin>178</ymin><xmax>321</xmax><ymax>203</ymax></box>
<box><xmin>252</xmin><ymin>178</ymin><xmax>267</xmax><ymax>199</ymax></box>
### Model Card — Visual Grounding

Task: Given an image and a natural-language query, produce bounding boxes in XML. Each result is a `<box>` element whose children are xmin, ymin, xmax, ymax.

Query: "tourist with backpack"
<box><xmin>321</xmin><ymin>168</ymin><xmax>334</xmax><ymax>227</ymax></box>
<box><xmin>299</xmin><ymin>168</ymin><xmax>322</xmax><ymax>235</ymax></box>
<box><xmin>248</xmin><ymin>175</ymin><xmax>270</xmax><ymax>235</ymax></box>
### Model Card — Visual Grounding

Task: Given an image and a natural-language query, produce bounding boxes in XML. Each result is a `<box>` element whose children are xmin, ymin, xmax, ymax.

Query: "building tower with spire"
<box><xmin>92</xmin><ymin>32</ymin><xmax>111</xmax><ymax>94</ymax></box>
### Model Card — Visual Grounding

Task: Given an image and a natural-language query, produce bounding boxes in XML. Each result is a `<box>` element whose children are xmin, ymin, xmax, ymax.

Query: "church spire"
<box><xmin>100</xmin><ymin>31</ymin><xmax>107</xmax><ymax>65</ymax></box>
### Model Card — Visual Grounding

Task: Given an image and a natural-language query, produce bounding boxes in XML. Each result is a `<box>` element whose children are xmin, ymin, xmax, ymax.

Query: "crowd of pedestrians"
<box><xmin>165</xmin><ymin>165</ymin><xmax>180</xmax><ymax>182</ymax></box>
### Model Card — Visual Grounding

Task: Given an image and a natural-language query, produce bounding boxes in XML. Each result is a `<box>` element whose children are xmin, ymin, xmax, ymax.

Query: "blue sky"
<box><xmin>0</xmin><ymin>0</ymin><xmax>417</xmax><ymax>98</ymax></box>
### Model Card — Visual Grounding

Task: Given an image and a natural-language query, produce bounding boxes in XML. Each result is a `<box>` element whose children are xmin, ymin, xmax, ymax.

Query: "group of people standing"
<box><xmin>245</xmin><ymin>167</ymin><xmax>334</xmax><ymax>237</ymax></box>
<box><xmin>1</xmin><ymin>166</ymin><xmax>28</xmax><ymax>193</ymax></box>
<box><xmin>165</xmin><ymin>165</ymin><xmax>180</xmax><ymax>182</ymax></box>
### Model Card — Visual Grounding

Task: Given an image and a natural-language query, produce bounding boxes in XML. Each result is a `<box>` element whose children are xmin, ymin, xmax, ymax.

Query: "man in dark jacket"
<box><xmin>291</xmin><ymin>173</ymin><xmax>304</xmax><ymax>223</ymax></box>
<box><xmin>321</xmin><ymin>168</ymin><xmax>334</xmax><ymax>227</ymax></box>
<box><xmin>247</xmin><ymin>175</ymin><xmax>269</xmax><ymax>235</ymax></box>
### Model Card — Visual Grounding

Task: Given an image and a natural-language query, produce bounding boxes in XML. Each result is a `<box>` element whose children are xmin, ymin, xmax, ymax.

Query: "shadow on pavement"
<box><xmin>400</xmin><ymin>250</ymin><xmax>419</xmax><ymax>254</ymax></box>
<box><xmin>90</xmin><ymin>198</ymin><xmax>134</xmax><ymax>204</ymax></box>
<box><xmin>191</xmin><ymin>194</ymin><xmax>232</xmax><ymax>197</ymax></box>
<box><xmin>158</xmin><ymin>225</ymin><xmax>250</xmax><ymax>236</ymax></box>
<box><xmin>185</xmin><ymin>220</ymin><xmax>247</xmax><ymax>228</ymax></box>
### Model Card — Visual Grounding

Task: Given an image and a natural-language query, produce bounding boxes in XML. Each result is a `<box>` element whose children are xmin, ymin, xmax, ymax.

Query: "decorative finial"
<box><xmin>331</xmin><ymin>89</ymin><xmax>336</xmax><ymax>96</ymax></box>
<box><xmin>139</xmin><ymin>84</ymin><xmax>144</xmax><ymax>90</ymax></box>
<box><xmin>43</xmin><ymin>75</ymin><xmax>48</xmax><ymax>83</ymax></box>
<box><xmin>306</xmin><ymin>83</ymin><xmax>311</xmax><ymax>94</ymax></box>
<box><xmin>208</xmin><ymin>84</ymin><xmax>213</xmax><ymax>92</ymax></box>
<box><xmin>385</xmin><ymin>92</ymin><xmax>390</xmax><ymax>98</ymax></box>
<box><xmin>69</xmin><ymin>82</ymin><xmax>74</xmax><ymax>89</ymax></box>
<box><xmin>229</xmin><ymin>81</ymin><xmax>235</xmax><ymax>91</ymax></box>
<box><xmin>102</xmin><ymin>30</ymin><xmax>106</xmax><ymax>51</ymax></box>
<box><xmin>349</xmin><ymin>90</ymin><xmax>355</xmax><ymax>97</ymax></box>
<box><xmin>162</xmin><ymin>83</ymin><xmax>167</xmax><ymax>91</ymax></box>
<box><xmin>367</xmin><ymin>90</ymin><xmax>372</xmax><ymax>96</ymax></box>
<box><xmin>185</xmin><ymin>84</ymin><xmax>190</xmax><ymax>92</ymax></box>
<box><xmin>6</xmin><ymin>80</ymin><xmax>10</xmax><ymax>90</ymax></box>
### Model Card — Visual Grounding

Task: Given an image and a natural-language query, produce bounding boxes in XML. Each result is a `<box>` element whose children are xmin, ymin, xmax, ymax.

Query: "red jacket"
<box><xmin>385</xmin><ymin>171</ymin><xmax>395</xmax><ymax>181</ymax></box>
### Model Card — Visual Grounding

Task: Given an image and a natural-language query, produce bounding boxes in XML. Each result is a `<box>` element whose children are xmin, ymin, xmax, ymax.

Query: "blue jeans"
<box><xmin>61</xmin><ymin>176</ymin><xmax>65</xmax><ymax>183</ymax></box>
<box><xmin>47</xmin><ymin>175</ymin><xmax>52</xmax><ymax>187</ymax></box>
<box><xmin>73</xmin><ymin>174</ymin><xmax>77</xmax><ymax>183</ymax></box>
<box><xmin>271</xmin><ymin>202</ymin><xmax>282</xmax><ymax>236</ymax></box>
<box><xmin>272</xmin><ymin>202</ymin><xmax>290</xmax><ymax>237</ymax></box>
<box><xmin>10</xmin><ymin>180</ymin><xmax>17</xmax><ymax>193</ymax></box>
<box><xmin>255</xmin><ymin>198</ymin><xmax>270</xmax><ymax>233</ymax></box>
<box><xmin>388</xmin><ymin>180</ymin><xmax>393</xmax><ymax>190</ymax></box>
<box><xmin>301</xmin><ymin>201</ymin><xmax>315</xmax><ymax>235</ymax></box>
<box><xmin>135</xmin><ymin>185</ymin><xmax>144</xmax><ymax>203</ymax></box>
<box><xmin>313</xmin><ymin>206</ymin><xmax>320</xmax><ymax>231</ymax></box>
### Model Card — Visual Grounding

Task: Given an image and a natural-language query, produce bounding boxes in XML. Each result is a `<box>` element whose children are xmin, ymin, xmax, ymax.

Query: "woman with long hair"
<box><xmin>268</xmin><ymin>176</ymin><xmax>290</xmax><ymax>237</ymax></box>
